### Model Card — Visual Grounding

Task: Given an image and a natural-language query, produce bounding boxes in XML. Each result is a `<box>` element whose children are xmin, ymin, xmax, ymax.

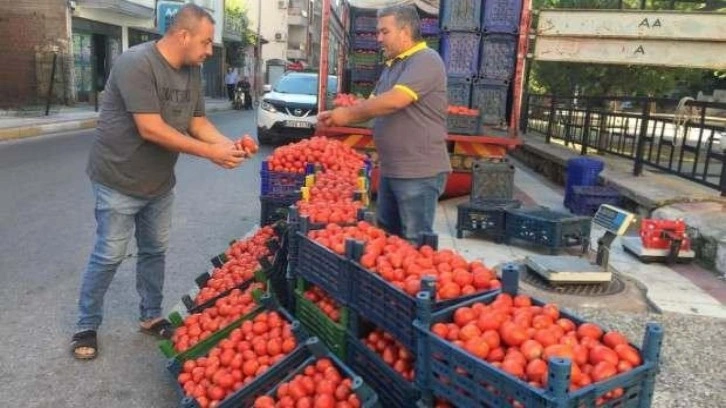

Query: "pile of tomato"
<box><xmin>362</xmin><ymin>328</ymin><xmax>415</xmax><ymax>382</ymax></box>
<box><xmin>297</xmin><ymin>171</ymin><xmax>364</xmax><ymax>225</ymax></box>
<box><xmin>194</xmin><ymin>226</ymin><xmax>277</xmax><ymax>306</ymax></box>
<box><xmin>431</xmin><ymin>293</ymin><xmax>643</xmax><ymax>405</ymax></box>
<box><xmin>308</xmin><ymin>222</ymin><xmax>500</xmax><ymax>301</ymax></box>
<box><xmin>253</xmin><ymin>358</ymin><xmax>364</xmax><ymax>408</ymax></box>
<box><xmin>265</xmin><ymin>137</ymin><xmax>366</xmax><ymax>176</ymax></box>
<box><xmin>177</xmin><ymin>311</ymin><xmax>298</xmax><ymax>408</ymax></box>
<box><xmin>172</xmin><ymin>283</ymin><xmax>265</xmax><ymax>353</ymax></box>
<box><xmin>447</xmin><ymin>105</ymin><xmax>479</xmax><ymax>116</ymax></box>
<box><xmin>303</xmin><ymin>284</ymin><xmax>342</xmax><ymax>323</ymax></box>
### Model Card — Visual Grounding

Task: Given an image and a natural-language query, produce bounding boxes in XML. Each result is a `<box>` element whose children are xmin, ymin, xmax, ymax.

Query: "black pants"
<box><xmin>226</xmin><ymin>84</ymin><xmax>235</xmax><ymax>101</ymax></box>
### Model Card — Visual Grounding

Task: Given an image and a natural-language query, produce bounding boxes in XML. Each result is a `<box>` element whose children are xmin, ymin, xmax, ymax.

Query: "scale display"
<box><xmin>592</xmin><ymin>204</ymin><xmax>635</xmax><ymax>235</ymax></box>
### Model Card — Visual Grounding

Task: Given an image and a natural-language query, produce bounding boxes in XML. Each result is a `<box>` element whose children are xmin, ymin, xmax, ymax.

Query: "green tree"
<box><xmin>528</xmin><ymin>0</ymin><xmax>724</xmax><ymax>96</ymax></box>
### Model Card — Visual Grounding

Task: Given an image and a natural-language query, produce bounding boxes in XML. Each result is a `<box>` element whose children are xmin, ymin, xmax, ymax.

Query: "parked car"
<box><xmin>256</xmin><ymin>72</ymin><xmax>338</xmax><ymax>145</ymax></box>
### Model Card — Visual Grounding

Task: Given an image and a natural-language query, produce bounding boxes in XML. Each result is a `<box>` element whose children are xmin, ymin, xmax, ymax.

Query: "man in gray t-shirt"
<box><xmin>73</xmin><ymin>4</ymin><xmax>248</xmax><ymax>360</ymax></box>
<box><xmin>318</xmin><ymin>5</ymin><xmax>450</xmax><ymax>241</ymax></box>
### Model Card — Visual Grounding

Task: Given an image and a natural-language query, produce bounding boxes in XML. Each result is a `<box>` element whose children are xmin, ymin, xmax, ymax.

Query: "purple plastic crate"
<box><xmin>441</xmin><ymin>32</ymin><xmax>480</xmax><ymax>77</ymax></box>
<box><xmin>260</xmin><ymin>166</ymin><xmax>305</xmax><ymax>196</ymax></box>
<box><xmin>354</xmin><ymin>34</ymin><xmax>378</xmax><ymax>50</ymax></box>
<box><xmin>471</xmin><ymin>78</ymin><xmax>509</xmax><ymax>125</ymax></box>
<box><xmin>478</xmin><ymin>34</ymin><xmax>517</xmax><ymax>81</ymax></box>
<box><xmin>351</xmin><ymin>67</ymin><xmax>379</xmax><ymax>83</ymax></box>
<box><xmin>440</xmin><ymin>0</ymin><xmax>482</xmax><ymax>32</ymax></box>
<box><xmin>421</xmin><ymin>17</ymin><xmax>440</xmax><ymax>35</ymax></box>
<box><xmin>482</xmin><ymin>0</ymin><xmax>524</xmax><ymax>34</ymax></box>
<box><xmin>354</xmin><ymin>16</ymin><xmax>377</xmax><ymax>33</ymax></box>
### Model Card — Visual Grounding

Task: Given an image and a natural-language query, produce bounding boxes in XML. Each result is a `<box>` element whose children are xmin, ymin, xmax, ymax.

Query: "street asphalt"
<box><xmin>0</xmin><ymin>110</ymin><xmax>724</xmax><ymax>407</ymax></box>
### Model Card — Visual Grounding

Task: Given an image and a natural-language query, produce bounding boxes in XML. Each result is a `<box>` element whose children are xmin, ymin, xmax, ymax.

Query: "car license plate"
<box><xmin>285</xmin><ymin>120</ymin><xmax>312</xmax><ymax>129</ymax></box>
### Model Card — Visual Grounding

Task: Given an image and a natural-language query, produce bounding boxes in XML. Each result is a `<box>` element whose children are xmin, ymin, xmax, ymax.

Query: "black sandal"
<box><xmin>71</xmin><ymin>330</ymin><xmax>98</xmax><ymax>360</ymax></box>
<box><xmin>139</xmin><ymin>318</ymin><xmax>174</xmax><ymax>339</ymax></box>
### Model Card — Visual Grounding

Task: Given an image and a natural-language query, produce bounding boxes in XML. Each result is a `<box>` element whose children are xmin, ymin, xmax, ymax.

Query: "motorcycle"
<box><xmin>233</xmin><ymin>84</ymin><xmax>252</xmax><ymax>111</ymax></box>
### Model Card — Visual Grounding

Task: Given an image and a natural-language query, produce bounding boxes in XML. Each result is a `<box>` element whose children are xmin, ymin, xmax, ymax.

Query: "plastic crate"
<box><xmin>570</xmin><ymin>186</ymin><xmax>621</xmax><ymax>216</ymax></box>
<box><xmin>294</xmin><ymin>277</ymin><xmax>349</xmax><ymax>359</ymax></box>
<box><xmin>179</xmin><ymin>265</ymin><xmax>269</xmax><ymax>314</ymax></box>
<box><xmin>351</xmin><ymin>82</ymin><xmax>375</xmax><ymax>98</ymax></box>
<box><xmin>471</xmin><ymin>78</ymin><xmax>509</xmax><ymax>125</ymax></box>
<box><xmin>415</xmin><ymin>265</ymin><xmax>664</xmax><ymax>408</ymax></box>
<box><xmin>482</xmin><ymin>0</ymin><xmax>524</xmax><ymax>34</ymax></box>
<box><xmin>351</xmin><ymin>67</ymin><xmax>380</xmax><ymax>83</ymax></box>
<box><xmin>446</xmin><ymin>76</ymin><xmax>472</xmax><ymax>107</ymax></box>
<box><xmin>347</xmin><ymin>320</ymin><xmax>420</xmax><ymax>408</ymax></box>
<box><xmin>504</xmin><ymin>206</ymin><xmax>591</xmax><ymax>254</ymax></box>
<box><xmin>456</xmin><ymin>199</ymin><xmax>521</xmax><ymax>241</ymax></box>
<box><xmin>260</xmin><ymin>193</ymin><xmax>299</xmax><ymax>227</ymax></box>
<box><xmin>354</xmin><ymin>15</ymin><xmax>378</xmax><ymax>33</ymax></box>
<box><xmin>478</xmin><ymin>34</ymin><xmax>517</xmax><ymax>81</ymax></box>
<box><xmin>260</xmin><ymin>337</ymin><xmax>381</xmax><ymax>407</ymax></box>
<box><xmin>421</xmin><ymin>17</ymin><xmax>440</xmax><ymax>35</ymax></box>
<box><xmin>260</xmin><ymin>161</ymin><xmax>306</xmax><ymax>196</ymax></box>
<box><xmin>346</xmin><ymin>235</ymin><xmax>498</xmax><ymax>351</ymax></box>
<box><xmin>351</xmin><ymin>51</ymin><xmax>380</xmax><ymax>68</ymax></box>
<box><xmin>440</xmin><ymin>0</ymin><xmax>482</xmax><ymax>32</ymax></box>
<box><xmin>440</xmin><ymin>32</ymin><xmax>480</xmax><ymax>77</ymax></box>
<box><xmin>565</xmin><ymin>157</ymin><xmax>605</xmax><ymax>208</ymax></box>
<box><xmin>424</xmin><ymin>35</ymin><xmax>440</xmax><ymax>52</ymax></box>
<box><xmin>471</xmin><ymin>159</ymin><xmax>515</xmax><ymax>201</ymax></box>
<box><xmin>447</xmin><ymin>113</ymin><xmax>480</xmax><ymax>135</ymax></box>
<box><xmin>354</xmin><ymin>34</ymin><xmax>379</xmax><ymax>50</ymax></box>
<box><xmin>294</xmin><ymin>232</ymin><xmax>351</xmax><ymax>305</ymax></box>
<box><xmin>159</xmin><ymin>283</ymin><xmax>267</xmax><ymax>360</ymax></box>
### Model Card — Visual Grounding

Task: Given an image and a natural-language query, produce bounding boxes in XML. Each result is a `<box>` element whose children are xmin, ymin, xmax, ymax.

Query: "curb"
<box><xmin>0</xmin><ymin>105</ymin><xmax>234</xmax><ymax>142</ymax></box>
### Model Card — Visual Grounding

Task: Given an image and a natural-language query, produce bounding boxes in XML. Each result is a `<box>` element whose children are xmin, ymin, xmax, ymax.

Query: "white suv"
<box><xmin>256</xmin><ymin>72</ymin><xmax>338</xmax><ymax>145</ymax></box>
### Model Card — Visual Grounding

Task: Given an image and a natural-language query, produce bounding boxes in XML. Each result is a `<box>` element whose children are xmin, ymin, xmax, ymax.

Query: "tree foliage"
<box><xmin>529</xmin><ymin>0</ymin><xmax>725</xmax><ymax>96</ymax></box>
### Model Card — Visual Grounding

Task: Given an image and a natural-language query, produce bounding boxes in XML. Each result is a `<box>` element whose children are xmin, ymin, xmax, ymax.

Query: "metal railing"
<box><xmin>522</xmin><ymin>94</ymin><xmax>726</xmax><ymax>196</ymax></box>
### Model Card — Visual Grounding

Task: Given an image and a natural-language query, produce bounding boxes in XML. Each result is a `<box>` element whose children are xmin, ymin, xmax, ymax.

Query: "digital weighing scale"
<box><xmin>525</xmin><ymin>204</ymin><xmax>636</xmax><ymax>284</ymax></box>
<box><xmin>621</xmin><ymin>233</ymin><xmax>695</xmax><ymax>264</ymax></box>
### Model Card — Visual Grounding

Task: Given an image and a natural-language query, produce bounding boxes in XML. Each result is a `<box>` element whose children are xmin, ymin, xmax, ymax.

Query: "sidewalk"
<box><xmin>0</xmin><ymin>97</ymin><xmax>234</xmax><ymax>141</ymax></box>
<box><xmin>433</xmin><ymin>157</ymin><xmax>726</xmax><ymax>319</ymax></box>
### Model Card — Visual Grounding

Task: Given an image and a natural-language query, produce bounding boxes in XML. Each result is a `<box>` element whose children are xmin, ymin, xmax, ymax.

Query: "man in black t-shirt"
<box><xmin>72</xmin><ymin>4</ymin><xmax>248</xmax><ymax>360</ymax></box>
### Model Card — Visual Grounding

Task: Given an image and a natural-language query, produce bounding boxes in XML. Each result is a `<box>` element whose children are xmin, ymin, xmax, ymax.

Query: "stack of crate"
<box><xmin>350</xmin><ymin>11</ymin><xmax>380</xmax><ymax>97</ymax></box>
<box><xmin>439</xmin><ymin>0</ymin><xmax>523</xmax><ymax>130</ymax></box>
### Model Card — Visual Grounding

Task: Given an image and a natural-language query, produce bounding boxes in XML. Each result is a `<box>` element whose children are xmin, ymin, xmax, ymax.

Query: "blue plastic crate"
<box><xmin>414</xmin><ymin>265</ymin><xmax>664</xmax><ymax>408</ymax></box>
<box><xmin>447</xmin><ymin>113</ymin><xmax>480</xmax><ymax>135</ymax></box>
<box><xmin>260</xmin><ymin>161</ymin><xmax>306</xmax><ymax>196</ymax></box>
<box><xmin>482</xmin><ymin>0</ymin><xmax>524</xmax><ymax>34</ymax></box>
<box><xmin>456</xmin><ymin>198</ymin><xmax>521</xmax><ymax>241</ymax></box>
<box><xmin>565</xmin><ymin>157</ymin><xmax>605</xmax><ymax>208</ymax></box>
<box><xmin>504</xmin><ymin>206</ymin><xmax>591</xmax><ymax>254</ymax></box>
<box><xmin>351</xmin><ymin>67</ymin><xmax>380</xmax><ymax>83</ymax></box>
<box><xmin>260</xmin><ymin>193</ymin><xmax>299</xmax><ymax>227</ymax></box>
<box><xmin>441</xmin><ymin>32</ymin><xmax>480</xmax><ymax>77</ymax></box>
<box><xmin>440</xmin><ymin>0</ymin><xmax>482</xmax><ymax>32</ymax></box>
<box><xmin>346</xmin><ymin>325</ymin><xmax>420</xmax><ymax>408</ymax></box>
<box><xmin>293</xmin><ymin>232</ymin><xmax>351</xmax><ymax>305</ymax></box>
<box><xmin>446</xmin><ymin>76</ymin><xmax>472</xmax><ymax>107</ymax></box>
<box><xmin>471</xmin><ymin>78</ymin><xmax>509</xmax><ymax>125</ymax></box>
<box><xmin>571</xmin><ymin>186</ymin><xmax>621</xmax><ymax>216</ymax></box>
<box><xmin>347</xmin><ymin>241</ymin><xmax>498</xmax><ymax>351</ymax></box>
<box><xmin>478</xmin><ymin>34</ymin><xmax>518</xmax><ymax>81</ymax></box>
<box><xmin>262</xmin><ymin>337</ymin><xmax>381</xmax><ymax>407</ymax></box>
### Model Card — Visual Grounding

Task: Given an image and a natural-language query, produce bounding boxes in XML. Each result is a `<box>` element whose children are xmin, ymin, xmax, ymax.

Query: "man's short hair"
<box><xmin>377</xmin><ymin>5</ymin><xmax>422</xmax><ymax>42</ymax></box>
<box><xmin>167</xmin><ymin>3</ymin><xmax>215</xmax><ymax>35</ymax></box>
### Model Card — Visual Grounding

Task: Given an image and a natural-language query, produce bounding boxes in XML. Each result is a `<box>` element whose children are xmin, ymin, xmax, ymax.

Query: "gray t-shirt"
<box><xmin>86</xmin><ymin>41</ymin><xmax>205</xmax><ymax>198</ymax></box>
<box><xmin>372</xmin><ymin>45</ymin><xmax>451</xmax><ymax>178</ymax></box>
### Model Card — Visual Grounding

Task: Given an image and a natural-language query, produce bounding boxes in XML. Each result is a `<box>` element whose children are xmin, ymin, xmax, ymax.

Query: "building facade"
<box><xmin>0</xmin><ymin>0</ymin><xmax>231</xmax><ymax>109</ymax></box>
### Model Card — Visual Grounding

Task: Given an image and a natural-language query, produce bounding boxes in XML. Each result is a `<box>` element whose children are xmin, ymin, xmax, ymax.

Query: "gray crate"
<box><xmin>471</xmin><ymin>159</ymin><xmax>515</xmax><ymax>201</ymax></box>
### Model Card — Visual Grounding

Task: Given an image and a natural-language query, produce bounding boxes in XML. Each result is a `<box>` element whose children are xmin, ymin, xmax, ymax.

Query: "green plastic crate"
<box><xmin>294</xmin><ymin>278</ymin><xmax>349</xmax><ymax>360</ymax></box>
<box><xmin>158</xmin><ymin>274</ymin><xmax>268</xmax><ymax>360</ymax></box>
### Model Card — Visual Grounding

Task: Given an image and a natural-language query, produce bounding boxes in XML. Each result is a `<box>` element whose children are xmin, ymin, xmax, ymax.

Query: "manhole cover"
<box><xmin>521</xmin><ymin>268</ymin><xmax>626</xmax><ymax>297</ymax></box>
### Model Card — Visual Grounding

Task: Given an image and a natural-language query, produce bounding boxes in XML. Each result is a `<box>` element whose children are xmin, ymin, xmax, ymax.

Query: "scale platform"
<box><xmin>621</xmin><ymin>236</ymin><xmax>695</xmax><ymax>263</ymax></box>
<box><xmin>525</xmin><ymin>255</ymin><xmax>612</xmax><ymax>283</ymax></box>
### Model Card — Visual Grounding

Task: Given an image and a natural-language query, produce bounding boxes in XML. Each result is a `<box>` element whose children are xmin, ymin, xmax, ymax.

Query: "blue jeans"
<box><xmin>376</xmin><ymin>172</ymin><xmax>448</xmax><ymax>242</ymax></box>
<box><xmin>77</xmin><ymin>182</ymin><xmax>174</xmax><ymax>332</ymax></box>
